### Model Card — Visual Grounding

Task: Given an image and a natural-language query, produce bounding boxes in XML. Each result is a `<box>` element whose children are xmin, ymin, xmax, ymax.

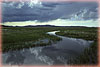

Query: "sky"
<box><xmin>1</xmin><ymin>0</ymin><xmax>99</xmax><ymax>27</ymax></box>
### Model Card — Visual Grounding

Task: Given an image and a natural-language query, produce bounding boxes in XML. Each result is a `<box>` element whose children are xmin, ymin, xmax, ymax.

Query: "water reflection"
<box><xmin>4</xmin><ymin>51</ymin><xmax>25</xmax><ymax>65</ymax></box>
<box><xmin>2</xmin><ymin>31</ymin><xmax>93</xmax><ymax>65</ymax></box>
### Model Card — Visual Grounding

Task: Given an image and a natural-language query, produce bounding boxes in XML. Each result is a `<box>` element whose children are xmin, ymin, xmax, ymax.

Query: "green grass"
<box><xmin>2</xmin><ymin>27</ymin><xmax>62</xmax><ymax>52</ymax></box>
<box><xmin>56</xmin><ymin>27</ymin><xmax>98</xmax><ymax>41</ymax></box>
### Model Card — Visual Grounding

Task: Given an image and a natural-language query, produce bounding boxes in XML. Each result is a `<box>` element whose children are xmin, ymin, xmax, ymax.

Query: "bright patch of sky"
<box><xmin>2</xmin><ymin>19</ymin><xmax>99</xmax><ymax>27</ymax></box>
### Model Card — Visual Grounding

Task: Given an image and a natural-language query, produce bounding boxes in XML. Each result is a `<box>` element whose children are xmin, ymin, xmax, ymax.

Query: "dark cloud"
<box><xmin>2</xmin><ymin>2</ymin><xmax>98</xmax><ymax>22</ymax></box>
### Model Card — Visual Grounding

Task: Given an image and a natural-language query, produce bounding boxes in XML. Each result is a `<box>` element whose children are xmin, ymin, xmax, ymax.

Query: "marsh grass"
<box><xmin>55</xmin><ymin>27</ymin><xmax>98</xmax><ymax>65</ymax></box>
<box><xmin>2</xmin><ymin>27</ymin><xmax>62</xmax><ymax>52</ymax></box>
<box><xmin>56</xmin><ymin>27</ymin><xmax>97</xmax><ymax>41</ymax></box>
<box><xmin>68</xmin><ymin>42</ymin><xmax>98</xmax><ymax>65</ymax></box>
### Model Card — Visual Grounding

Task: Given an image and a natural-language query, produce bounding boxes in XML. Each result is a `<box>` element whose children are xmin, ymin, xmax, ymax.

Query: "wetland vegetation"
<box><xmin>2</xmin><ymin>27</ymin><xmax>62</xmax><ymax>52</ymax></box>
<box><xmin>2</xmin><ymin>26</ymin><xmax>98</xmax><ymax>65</ymax></box>
<box><xmin>56</xmin><ymin>27</ymin><xmax>98</xmax><ymax>65</ymax></box>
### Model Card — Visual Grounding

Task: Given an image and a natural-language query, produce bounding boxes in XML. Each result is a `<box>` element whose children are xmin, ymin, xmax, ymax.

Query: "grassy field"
<box><xmin>56</xmin><ymin>27</ymin><xmax>97</xmax><ymax>41</ymax></box>
<box><xmin>2</xmin><ymin>27</ymin><xmax>98</xmax><ymax>64</ymax></box>
<box><xmin>2</xmin><ymin>27</ymin><xmax>62</xmax><ymax>52</ymax></box>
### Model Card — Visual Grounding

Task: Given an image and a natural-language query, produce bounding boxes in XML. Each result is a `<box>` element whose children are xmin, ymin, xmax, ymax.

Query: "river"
<box><xmin>2</xmin><ymin>31</ymin><xmax>93</xmax><ymax>65</ymax></box>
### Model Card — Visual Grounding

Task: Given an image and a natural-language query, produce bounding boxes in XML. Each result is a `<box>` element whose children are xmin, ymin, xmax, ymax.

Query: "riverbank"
<box><xmin>56</xmin><ymin>27</ymin><xmax>97</xmax><ymax>41</ymax></box>
<box><xmin>67</xmin><ymin>41</ymin><xmax>97</xmax><ymax>65</ymax></box>
<box><xmin>2</xmin><ymin>27</ymin><xmax>62</xmax><ymax>52</ymax></box>
<box><xmin>56</xmin><ymin>27</ymin><xmax>98</xmax><ymax>65</ymax></box>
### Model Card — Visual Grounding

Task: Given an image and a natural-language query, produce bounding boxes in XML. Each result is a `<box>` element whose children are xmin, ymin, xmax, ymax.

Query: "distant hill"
<box><xmin>1</xmin><ymin>25</ymin><xmax>14</xmax><ymax>27</ymax></box>
<box><xmin>1</xmin><ymin>25</ymin><xmax>60</xmax><ymax>27</ymax></box>
<box><xmin>23</xmin><ymin>25</ymin><xmax>59</xmax><ymax>27</ymax></box>
<box><xmin>1</xmin><ymin>25</ymin><xmax>97</xmax><ymax>28</ymax></box>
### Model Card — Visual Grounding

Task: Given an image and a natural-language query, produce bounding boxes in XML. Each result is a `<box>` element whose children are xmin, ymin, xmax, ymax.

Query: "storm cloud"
<box><xmin>2</xmin><ymin>1</ymin><xmax>98</xmax><ymax>22</ymax></box>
